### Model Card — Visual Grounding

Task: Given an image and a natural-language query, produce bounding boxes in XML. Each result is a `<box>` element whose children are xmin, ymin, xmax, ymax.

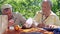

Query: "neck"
<box><xmin>8</xmin><ymin>14</ymin><xmax>13</xmax><ymax>20</ymax></box>
<box><xmin>45</xmin><ymin>12</ymin><xmax>51</xmax><ymax>18</ymax></box>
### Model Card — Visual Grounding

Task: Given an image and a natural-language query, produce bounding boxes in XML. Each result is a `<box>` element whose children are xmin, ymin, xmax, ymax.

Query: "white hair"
<box><xmin>1</xmin><ymin>4</ymin><xmax>12</xmax><ymax>12</ymax></box>
<box><xmin>41</xmin><ymin>0</ymin><xmax>53</xmax><ymax>8</ymax></box>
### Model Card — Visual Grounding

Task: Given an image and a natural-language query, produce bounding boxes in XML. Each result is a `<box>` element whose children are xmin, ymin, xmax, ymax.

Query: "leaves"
<box><xmin>0</xmin><ymin>0</ymin><xmax>59</xmax><ymax>19</ymax></box>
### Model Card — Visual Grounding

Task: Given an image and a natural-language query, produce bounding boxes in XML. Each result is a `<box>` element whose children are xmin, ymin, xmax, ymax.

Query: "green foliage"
<box><xmin>0</xmin><ymin>0</ymin><xmax>60</xmax><ymax>19</ymax></box>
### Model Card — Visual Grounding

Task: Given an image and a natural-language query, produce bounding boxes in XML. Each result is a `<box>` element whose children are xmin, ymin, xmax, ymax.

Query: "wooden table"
<box><xmin>3</xmin><ymin>28</ymin><xmax>54</xmax><ymax>34</ymax></box>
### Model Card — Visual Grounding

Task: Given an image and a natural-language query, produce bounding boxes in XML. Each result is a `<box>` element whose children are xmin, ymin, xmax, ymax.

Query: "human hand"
<box><xmin>22</xmin><ymin>23</ymin><xmax>31</xmax><ymax>29</ymax></box>
<box><xmin>8</xmin><ymin>19</ymin><xmax>14</xmax><ymax>27</ymax></box>
<box><xmin>46</xmin><ymin>25</ymin><xmax>58</xmax><ymax>28</ymax></box>
<box><xmin>37</xmin><ymin>23</ymin><xmax>45</xmax><ymax>28</ymax></box>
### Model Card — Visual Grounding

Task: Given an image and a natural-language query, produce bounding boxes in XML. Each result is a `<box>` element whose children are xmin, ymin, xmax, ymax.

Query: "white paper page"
<box><xmin>26</xmin><ymin>18</ymin><xmax>33</xmax><ymax>28</ymax></box>
<box><xmin>0</xmin><ymin>15</ymin><xmax>8</xmax><ymax>34</ymax></box>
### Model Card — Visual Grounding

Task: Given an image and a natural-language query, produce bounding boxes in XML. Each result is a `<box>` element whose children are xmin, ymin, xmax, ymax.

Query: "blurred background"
<box><xmin>0</xmin><ymin>0</ymin><xmax>60</xmax><ymax>19</ymax></box>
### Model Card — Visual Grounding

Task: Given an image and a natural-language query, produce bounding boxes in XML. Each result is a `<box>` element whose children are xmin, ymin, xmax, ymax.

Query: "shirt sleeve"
<box><xmin>16</xmin><ymin>13</ymin><xmax>26</xmax><ymax>25</ymax></box>
<box><xmin>54</xmin><ymin>15</ymin><xmax>60</xmax><ymax>26</ymax></box>
<box><xmin>33</xmin><ymin>11</ymin><xmax>42</xmax><ymax>23</ymax></box>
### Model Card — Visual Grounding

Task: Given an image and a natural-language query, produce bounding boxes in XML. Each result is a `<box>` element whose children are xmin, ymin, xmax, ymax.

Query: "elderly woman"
<box><xmin>1</xmin><ymin>4</ymin><xmax>26</xmax><ymax>28</ymax></box>
<box><xmin>23</xmin><ymin>0</ymin><xmax>60</xmax><ymax>28</ymax></box>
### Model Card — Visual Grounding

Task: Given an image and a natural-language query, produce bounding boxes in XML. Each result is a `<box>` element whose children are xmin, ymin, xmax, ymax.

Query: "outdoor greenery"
<box><xmin>0</xmin><ymin>0</ymin><xmax>60</xmax><ymax>19</ymax></box>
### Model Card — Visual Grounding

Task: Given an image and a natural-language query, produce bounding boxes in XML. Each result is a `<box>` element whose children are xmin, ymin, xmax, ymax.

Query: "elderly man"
<box><xmin>23</xmin><ymin>0</ymin><xmax>60</xmax><ymax>28</ymax></box>
<box><xmin>34</xmin><ymin>0</ymin><xmax>60</xmax><ymax>28</ymax></box>
<box><xmin>1</xmin><ymin>4</ymin><xmax>26</xmax><ymax>28</ymax></box>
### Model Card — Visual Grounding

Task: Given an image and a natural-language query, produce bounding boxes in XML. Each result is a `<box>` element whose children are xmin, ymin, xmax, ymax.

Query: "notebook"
<box><xmin>0</xmin><ymin>15</ymin><xmax>8</xmax><ymax>34</ymax></box>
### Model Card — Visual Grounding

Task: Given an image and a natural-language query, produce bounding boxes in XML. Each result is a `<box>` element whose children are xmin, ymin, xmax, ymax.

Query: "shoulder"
<box><xmin>12</xmin><ymin>12</ymin><xmax>22</xmax><ymax>16</ymax></box>
<box><xmin>12</xmin><ymin>12</ymin><xmax>23</xmax><ymax>18</ymax></box>
<box><xmin>50</xmin><ymin>11</ymin><xmax>59</xmax><ymax>18</ymax></box>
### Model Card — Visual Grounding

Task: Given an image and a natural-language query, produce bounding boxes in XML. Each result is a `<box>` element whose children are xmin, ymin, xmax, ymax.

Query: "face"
<box><xmin>2</xmin><ymin>8</ymin><xmax>12</xmax><ymax>20</ymax></box>
<box><xmin>42</xmin><ymin>1</ymin><xmax>51</xmax><ymax>16</ymax></box>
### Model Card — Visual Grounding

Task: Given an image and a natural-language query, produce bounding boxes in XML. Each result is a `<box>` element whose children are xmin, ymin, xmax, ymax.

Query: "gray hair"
<box><xmin>41</xmin><ymin>0</ymin><xmax>53</xmax><ymax>8</ymax></box>
<box><xmin>1</xmin><ymin>4</ymin><xmax>12</xmax><ymax>12</ymax></box>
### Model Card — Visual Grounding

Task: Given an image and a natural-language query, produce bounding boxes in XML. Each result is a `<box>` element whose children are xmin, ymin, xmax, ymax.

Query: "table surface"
<box><xmin>3</xmin><ymin>28</ymin><xmax>54</xmax><ymax>34</ymax></box>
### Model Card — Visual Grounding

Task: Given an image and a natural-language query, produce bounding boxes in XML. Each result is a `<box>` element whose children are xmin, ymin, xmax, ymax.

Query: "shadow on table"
<box><xmin>21</xmin><ymin>32</ymin><xmax>43</xmax><ymax>34</ymax></box>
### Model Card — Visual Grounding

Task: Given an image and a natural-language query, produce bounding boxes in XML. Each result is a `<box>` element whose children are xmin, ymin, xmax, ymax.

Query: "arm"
<box><xmin>33</xmin><ymin>11</ymin><xmax>42</xmax><ymax>23</ymax></box>
<box><xmin>54</xmin><ymin>15</ymin><xmax>60</xmax><ymax>26</ymax></box>
<box><xmin>22</xmin><ymin>11</ymin><xmax>42</xmax><ymax>28</ymax></box>
<box><xmin>46</xmin><ymin>15</ymin><xmax>60</xmax><ymax>28</ymax></box>
<box><xmin>17</xmin><ymin>13</ymin><xmax>26</xmax><ymax>25</ymax></box>
<box><xmin>33</xmin><ymin>11</ymin><xmax>45</xmax><ymax>28</ymax></box>
<box><xmin>14</xmin><ymin>12</ymin><xmax>26</xmax><ymax>26</ymax></box>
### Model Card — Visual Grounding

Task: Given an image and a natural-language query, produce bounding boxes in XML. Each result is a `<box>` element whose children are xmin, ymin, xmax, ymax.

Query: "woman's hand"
<box><xmin>8</xmin><ymin>19</ymin><xmax>14</xmax><ymax>27</ymax></box>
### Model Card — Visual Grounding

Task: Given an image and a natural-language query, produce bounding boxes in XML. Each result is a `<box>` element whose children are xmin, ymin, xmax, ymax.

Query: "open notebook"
<box><xmin>0</xmin><ymin>15</ymin><xmax>8</xmax><ymax>34</ymax></box>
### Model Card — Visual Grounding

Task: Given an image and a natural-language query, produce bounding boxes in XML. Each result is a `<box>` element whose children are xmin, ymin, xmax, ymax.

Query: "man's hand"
<box><xmin>37</xmin><ymin>23</ymin><xmax>45</xmax><ymax>28</ymax></box>
<box><xmin>8</xmin><ymin>19</ymin><xmax>14</xmax><ymax>27</ymax></box>
<box><xmin>46</xmin><ymin>25</ymin><xmax>58</xmax><ymax>28</ymax></box>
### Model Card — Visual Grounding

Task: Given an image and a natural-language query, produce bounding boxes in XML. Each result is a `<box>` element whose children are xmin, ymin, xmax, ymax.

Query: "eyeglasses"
<box><xmin>3</xmin><ymin>8</ymin><xmax>10</xmax><ymax>12</ymax></box>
